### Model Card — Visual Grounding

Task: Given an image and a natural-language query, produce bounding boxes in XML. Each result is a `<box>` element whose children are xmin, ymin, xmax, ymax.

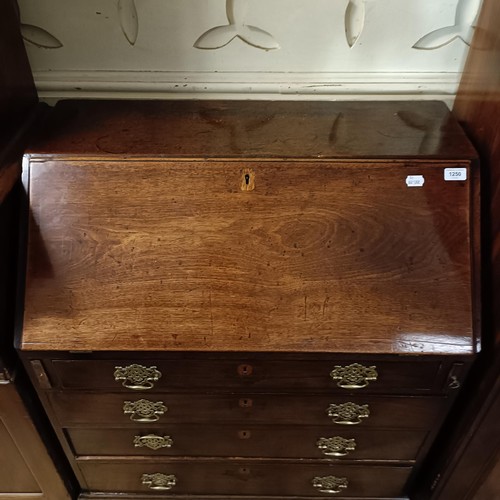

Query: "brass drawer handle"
<box><xmin>141</xmin><ymin>473</ymin><xmax>177</xmax><ymax>490</ymax></box>
<box><xmin>327</xmin><ymin>402</ymin><xmax>370</xmax><ymax>425</ymax></box>
<box><xmin>330</xmin><ymin>363</ymin><xmax>378</xmax><ymax>389</ymax></box>
<box><xmin>316</xmin><ymin>436</ymin><xmax>356</xmax><ymax>457</ymax></box>
<box><xmin>134</xmin><ymin>434</ymin><xmax>173</xmax><ymax>450</ymax></box>
<box><xmin>123</xmin><ymin>399</ymin><xmax>167</xmax><ymax>422</ymax></box>
<box><xmin>114</xmin><ymin>364</ymin><xmax>162</xmax><ymax>390</ymax></box>
<box><xmin>312</xmin><ymin>476</ymin><xmax>348</xmax><ymax>494</ymax></box>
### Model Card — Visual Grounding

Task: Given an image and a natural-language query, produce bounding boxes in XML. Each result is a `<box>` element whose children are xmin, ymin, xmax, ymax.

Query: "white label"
<box><xmin>406</xmin><ymin>175</ymin><xmax>425</xmax><ymax>187</ymax></box>
<box><xmin>444</xmin><ymin>168</ymin><xmax>467</xmax><ymax>181</ymax></box>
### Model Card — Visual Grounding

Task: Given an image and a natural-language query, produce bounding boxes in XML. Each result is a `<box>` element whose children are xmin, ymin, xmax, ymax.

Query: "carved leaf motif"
<box><xmin>194</xmin><ymin>25</ymin><xmax>238</xmax><ymax>49</ymax></box>
<box><xmin>21</xmin><ymin>24</ymin><xmax>63</xmax><ymax>49</ymax></box>
<box><xmin>194</xmin><ymin>0</ymin><xmax>279</xmax><ymax>51</ymax></box>
<box><xmin>413</xmin><ymin>0</ymin><xmax>482</xmax><ymax>49</ymax></box>
<box><xmin>118</xmin><ymin>0</ymin><xmax>139</xmax><ymax>46</ymax></box>
<box><xmin>344</xmin><ymin>0</ymin><xmax>365</xmax><ymax>48</ymax></box>
<box><xmin>238</xmin><ymin>25</ymin><xmax>280</xmax><ymax>50</ymax></box>
<box><xmin>226</xmin><ymin>0</ymin><xmax>249</xmax><ymax>26</ymax></box>
<box><xmin>413</xmin><ymin>26</ymin><xmax>461</xmax><ymax>50</ymax></box>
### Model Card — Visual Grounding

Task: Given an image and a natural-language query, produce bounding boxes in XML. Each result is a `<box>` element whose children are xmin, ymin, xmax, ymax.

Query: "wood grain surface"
<box><xmin>22</xmin><ymin>159</ymin><xmax>474</xmax><ymax>353</ymax></box>
<box><xmin>45</xmin><ymin>357</ymin><xmax>445</xmax><ymax>394</ymax></box>
<box><xmin>67</xmin><ymin>425</ymin><xmax>427</xmax><ymax>461</ymax></box>
<box><xmin>47</xmin><ymin>392</ymin><xmax>446</xmax><ymax>429</ymax></box>
<box><xmin>27</xmin><ymin>100</ymin><xmax>476</xmax><ymax>160</ymax></box>
<box><xmin>77</xmin><ymin>461</ymin><xmax>411</xmax><ymax>497</ymax></box>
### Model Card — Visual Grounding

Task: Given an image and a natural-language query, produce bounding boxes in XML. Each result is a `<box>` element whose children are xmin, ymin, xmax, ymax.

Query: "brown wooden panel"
<box><xmin>47</xmin><ymin>357</ymin><xmax>443</xmax><ymax>394</ymax></box>
<box><xmin>27</xmin><ymin>100</ymin><xmax>476</xmax><ymax>161</ymax></box>
<box><xmin>68</xmin><ymin>425</ymin><xmax>427</xmax><ymax>461</ymax></box>
<box><xmin>23</xmin><ymin>160</ymin><xmax>474</xmax><ymax>354</ymax></box>
<box><xmin>0</xmin><ymin>382</ymin><xmax>71</xmax><ymax>499</ymax></box>
<box><xmin>473</xmin><ymin>454</ymin><xmax>500</xmax><ymax>500</ymax></box>
<box><xmin>0</xmin><ymin>417</ymin><xmax>40</xmax><ymax>493</ymax></box>
<box><xmin>48</xmin><ymin>392</ymin><xmax>446</xmax><ymax>429</ymax></box>
<box><xmin>78</xmin><ymin>461</ymin><xmax>411</xmax><ymax>497</ymax></box>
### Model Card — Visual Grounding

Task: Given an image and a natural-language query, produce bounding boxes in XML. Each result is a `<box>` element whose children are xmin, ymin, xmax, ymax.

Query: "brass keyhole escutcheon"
<box><xmin>237</xmin><ymin>364</ymin><xmax>253</xmax><ymax>376</ymax></box>
<box><xmin>238</xmin><ymin>430</ymin><xmax>252</xmax><ymax>439</ymax></box>
<box><xmin>241</xmin><ymin>168</ymin><xmax>255</xmax><ymax>191</ymax></box>
<box><xmin>239</xmin><ymin>397</ymin><xmax>253</xmax><ymax>408</ymax></box>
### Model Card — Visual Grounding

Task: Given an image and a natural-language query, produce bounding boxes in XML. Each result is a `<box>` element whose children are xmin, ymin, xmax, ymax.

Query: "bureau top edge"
<box><xmin>24</xmin><ymin>100</ymin><xmax>477</xmax><ymax>161</ymax></box>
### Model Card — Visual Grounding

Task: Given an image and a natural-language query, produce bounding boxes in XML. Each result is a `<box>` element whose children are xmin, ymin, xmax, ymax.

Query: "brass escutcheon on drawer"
<box><xmin>312</xmin><ymin>475</ymin><xmax>348</xmax><ymax>494</ymax></box>
<box><xmin>330</xmin><ymin>363</ymin><xmax>378</xmax><ymax>389</ymax></box>
<box><xmin>123</xmin><ymin>399</ymin><xmax>167</xmax><ymax>422</ymax></box>
<box><xmin>134</xmin><ymin>434</ymin><xmax>173</xmax><ymax>450</ymax></box>
<box><xmin>327</xmin><ymin>402</ymin><xmax>370</xmax><ymax>425</ymax></box>
<box><xmin>316</xmin><ymin>436</ymin><xmax>356</xmax><ymax>457</ymax></box>
<box><xmin>114</xmin><ymin>364</ymin><xmax>162</xmax><ymax>390</ymax></box>
<box><xmin>141</xmin><ymin>472</ymin><xmax>177</xmax><ymax>490</ymax></box>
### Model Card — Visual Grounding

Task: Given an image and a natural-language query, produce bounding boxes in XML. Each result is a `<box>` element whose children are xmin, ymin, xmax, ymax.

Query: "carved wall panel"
<box><xmin>18</xmin><ymin>0</ymin><xmax>480</xmax><ymax>102</ymax></box>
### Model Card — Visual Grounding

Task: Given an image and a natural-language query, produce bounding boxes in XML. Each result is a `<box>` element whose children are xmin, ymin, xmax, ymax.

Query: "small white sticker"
<box><xmin>406</xmin><ymin>175</ymin><xmax>425</xmax><ymax>187</ymax></box>
<box><xmin>444</xmin><ymin>168</ymin><xmax>467</xmax><ymax>181</ymax></box>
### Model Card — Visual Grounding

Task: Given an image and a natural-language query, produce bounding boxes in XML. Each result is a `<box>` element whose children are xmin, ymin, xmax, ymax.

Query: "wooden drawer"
<box><xmin>67</xmin><ymin>425</ymin><xmax>427</xmax><ymax>461</ymax></box>
<box><xmin>49</xmin><ymin>392</ymin><xmax>446</xmax><ymax>428</ymax></box>
<box><xmin>78</xmin><ymin>461</ymin><xmax>412</xmax><ymax>497</ymax></box>
<box><xmin>45</xmin><ymin>357</ymin><xmax>445</xmax><ymax>394</ymax></box>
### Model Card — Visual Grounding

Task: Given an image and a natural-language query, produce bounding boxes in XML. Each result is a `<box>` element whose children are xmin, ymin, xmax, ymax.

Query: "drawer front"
<box><xmin>49</xmin><ymin>392</ymin><xmax>445</xmax><ymax>428</ymax></box>
<box><xmin>78</xmin><ymin>461</ymin><xmax>411</xmax><ymax>497</ymax></box>
<box><xmin>68</xmin><ymin>425</ymin><xmax>427</xmax><ymax>461</ymax></box>
<box><xmin>46</xmin><ymin>358</ymin><xmax>444</xmax><ymax>394</ymax></box>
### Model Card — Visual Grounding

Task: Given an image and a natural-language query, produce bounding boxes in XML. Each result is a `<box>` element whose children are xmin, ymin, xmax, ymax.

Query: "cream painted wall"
<box><xmin>18</xmin><ymin>0</ymin><xmax>481</xmax><ymax>103</ymax></box>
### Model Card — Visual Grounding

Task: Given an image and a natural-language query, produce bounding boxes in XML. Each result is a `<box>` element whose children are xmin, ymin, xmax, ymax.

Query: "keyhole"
<box><xmin>241</xmin><ymin>169</ymin><xmax>255</xmax><ymax>191</ymax></box>
<box><xmin>237</xmin><ymin>364</ymin><xmax>253</xmax><ymax>376</ymax></box>
<box><xmin>239</xmin><ymin>398</ymin><xmax>253</xmax><ymax>408</ymax></box>
<box><xmin>238</xmin><ymin>430</ymin><xmax>252</xmax><ymax>439</ymax></box>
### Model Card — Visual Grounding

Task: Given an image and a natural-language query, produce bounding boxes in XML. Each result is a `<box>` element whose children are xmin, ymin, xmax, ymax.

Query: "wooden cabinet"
<box><xmin>0</xmin><ymin>370</ymin><xmax>73</xmax><ymax>500</ymax></box>
<box><xmin>18</xmin><ymin>100</ymin><xmax>479</xmax><ymax>499</ymax></box>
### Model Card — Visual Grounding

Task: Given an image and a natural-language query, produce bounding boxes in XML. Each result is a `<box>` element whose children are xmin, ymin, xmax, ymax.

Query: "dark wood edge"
<box><xmin>469</xmin><ymin>158</ymin><xmax>482</xmax><ymax>353</ymax></box>
<box><xmin>19</xmin><ymin>357</ymin><xmax>90</xmax><ymax>490</ymax></box>
<box><xmin>0</xmin><ymin>106</ymin><xmax>42</xmax><ymax>204</ymax></box>
<box><xmin>78</xmin><ymin>495</ymin><xmax>409</xmax><ymax>500</ymax></box>
<box><xmin>12</xmin><ymin>159</ymin><xmax>31</xmax><ymax>352</ymax></box>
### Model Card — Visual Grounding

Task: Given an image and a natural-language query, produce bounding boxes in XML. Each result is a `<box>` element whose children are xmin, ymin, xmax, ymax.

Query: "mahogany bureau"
<box><xmin>16</xmin><ymin>100</ymin><xmax>480</xmax><ymax>499</ymax></box>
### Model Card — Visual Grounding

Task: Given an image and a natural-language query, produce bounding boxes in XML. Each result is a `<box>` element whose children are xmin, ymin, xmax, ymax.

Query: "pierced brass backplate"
<box><xmin>134</xmin><ymin>434</ymin><xmax>173</xmax><ymax>450</ymax></box>
<box><xmin>330</xmin><ymin>363</ymin><xmax>378</xmax><ymax>389</ymax></box>
<box><xmin>141</xmin><ymin>472</ymin><xmax>177</xmax><ymax>490</ymax></box>
<box><xmin>123</xmin><ymin>399</ymin><xmax>167</xmax><ymax>422</ymax></box>
<box><xmin>316</xmin><ymin>436</ymin><xmax>356</xmax><ymax>456</ymax></box>
<box><xmin>312</xmin><ymin>475</ymin><xmax>349</xmax><ymax>494</ymax></box>
<box><xmin>114</xmin><ymin>364</ymin><xmax>162</xmax><ymax>390</ymax></box>
<box><xmin>326</xmin><ymin>402</ymin><xmax>370</xmax><ymax>425</ymax></box>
